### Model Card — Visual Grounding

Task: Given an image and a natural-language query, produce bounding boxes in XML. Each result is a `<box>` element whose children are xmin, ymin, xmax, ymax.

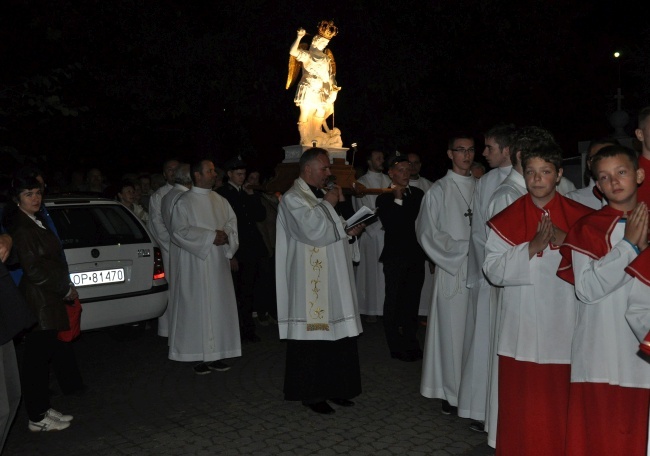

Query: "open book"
<box><xmin>345</xmin><ymin>205</ymin><xmax>378</xmax><ymax>230</ymax></box>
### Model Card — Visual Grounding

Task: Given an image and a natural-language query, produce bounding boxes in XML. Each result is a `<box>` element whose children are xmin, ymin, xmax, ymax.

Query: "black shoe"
<box><xmin>441</xmin><ymin>400</ymin><xmax>457</xmax><ymax>415</ymax></box>
<box><xmin>193</xmin><ymin>362</ymin><xmax>211</xmax><ymax>375</ymax></box>
<box><xmin>390</xmin><ymin>351</ymin><xmax>417</xmax><ymax>362</ymax></box>
<box><xmin>469</xmin><ymin>421</ymin><xmax>485</xmax><ymax>432</ymax></box>
<box><xmin>207</xmin><ymin>360</ymin><xmax>231</xmax><ymax>372</ymax></box>
<box><xmin>303</xmin><ymin>401</ymin><xmax>335</xmax><ymax>415</ymax></box>
<box><xmin>329</xmin><ymin>398</ymin><xmax>355</xmax><ymax>407</ymax></box>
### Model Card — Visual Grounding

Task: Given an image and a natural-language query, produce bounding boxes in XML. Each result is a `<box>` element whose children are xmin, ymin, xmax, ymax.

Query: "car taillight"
<box><xmin>153</xmin><ymin>247</ymin><xmax>165</xmax><ymax>280</ymax></box>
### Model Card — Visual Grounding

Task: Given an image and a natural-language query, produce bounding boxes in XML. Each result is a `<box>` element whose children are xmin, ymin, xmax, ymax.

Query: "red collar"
<box><xmin>488</xmin><ymin>193</ymin><xmax>592</xmax><ymax>252</ymax></box>
<box><xmin>557</xmin><ymin>205</ymin><xmax>624</xmax><ymax>284</ymax></box>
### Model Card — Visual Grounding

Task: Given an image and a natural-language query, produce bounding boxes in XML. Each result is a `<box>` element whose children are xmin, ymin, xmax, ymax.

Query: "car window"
<box><xmin>48</xmin><ymin>204</ymin><xmax>150</xmax><ymax>248</ymax></box>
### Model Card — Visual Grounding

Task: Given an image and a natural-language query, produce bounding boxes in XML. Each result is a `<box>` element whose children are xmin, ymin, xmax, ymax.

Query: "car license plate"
<box><xmin>70</xmin><ymin>268</ymin><xmax>125</xmax><ymax>287</ymax></box>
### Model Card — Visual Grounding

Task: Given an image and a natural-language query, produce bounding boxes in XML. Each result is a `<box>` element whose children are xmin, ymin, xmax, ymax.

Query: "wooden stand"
<box><xmin>261</xmin><ymin>146</ymin><xmax>392</xmax><ymax>196</ymax></box>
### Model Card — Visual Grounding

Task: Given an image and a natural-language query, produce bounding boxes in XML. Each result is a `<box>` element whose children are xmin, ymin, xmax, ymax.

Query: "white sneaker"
<box><xmin>46</xmin><ymin>408</ymin><xmax>73</xmax><ymax>422</ymax></box>
<box><xmin>28</xmin><ymin>415</ymin><xmax>71</xmax><ymax>432</ymax></box>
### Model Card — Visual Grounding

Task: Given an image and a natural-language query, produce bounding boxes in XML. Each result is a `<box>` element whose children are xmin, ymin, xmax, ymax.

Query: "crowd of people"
<box><xmin>273</xmin><ymin>107</ymin><xmax>650</xmax><ymax>455</ymax></box>
<box><xmin>3</xmin><ymin>108</ymin><xmax>650</xmax><ymax>456</ymax></box>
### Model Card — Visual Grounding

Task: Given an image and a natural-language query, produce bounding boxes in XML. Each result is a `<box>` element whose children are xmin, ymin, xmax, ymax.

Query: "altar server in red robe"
<box><xmin>483</xmin><ymin>141</ymin><xmax>592</xmax><ymax>456</ymax></box>
<box><xmin>558</xmin><ymin>144</ymin><xmax>650</xmax><ymax>456</ymax></box>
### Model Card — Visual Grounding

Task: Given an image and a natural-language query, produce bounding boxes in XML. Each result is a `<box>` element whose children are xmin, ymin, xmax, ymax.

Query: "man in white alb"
<box><xmin>408</xmin><ymin>152</ymin><xmax>434</xmax><ymax>193</ymax></box>
<box><xmin>565</xmin><ymin>137</ymin><xmax>618</xmax><ymax>210</ymax></box>
<box><xmin>352</xmin><ymin>150</ymin><xmax>391</xmax><ymax>320</ymax></box>
<box><xmin>276</xmin><ymin>147</ymin><xmax>365</xmax><ymax>415</ymax></box>
<box><xmin>160</xmin><ymin>163</ymin><xmax>191</xmax><ymax>342</ymax></box>
<box><xmin>168</xmin><ymin>159</ymin><xmax>241</xmax><ymax>374</ymax></box>
<box><xmin>407</xmin><ymin>152</ymin><xmax>435</xmax><ymax>317</ymax></box>
<box><xmin>416</xmin><ymin>133</ymin><xmax>477</xmax><ymax>414</ymax></box>
<box><xmin>147</xmin><ymin>158</ymin><xmax>179</xmax><ymax>337</ymax></box>
<box><xmin>459</xmin><ymin>124</ymin><xmax>516</xmax><ymax>431</ymax></box>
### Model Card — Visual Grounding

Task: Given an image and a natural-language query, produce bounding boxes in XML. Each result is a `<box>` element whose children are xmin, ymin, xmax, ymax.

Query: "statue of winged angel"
<box><xmin>286</xmin><ymin>21</ymin><xmax>342</xmax><ymax>148</ymax></box>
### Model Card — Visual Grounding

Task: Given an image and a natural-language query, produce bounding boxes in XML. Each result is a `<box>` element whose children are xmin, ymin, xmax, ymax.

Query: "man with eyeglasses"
<box><xmin>416</xmin><ymin>133</ymin><xmax>477</xmax><ymax>416</ymax></box>
<box><xmin>460</xmin><ymin>124</ymin><xmax>516</xmax><ymax>432</ymax></box>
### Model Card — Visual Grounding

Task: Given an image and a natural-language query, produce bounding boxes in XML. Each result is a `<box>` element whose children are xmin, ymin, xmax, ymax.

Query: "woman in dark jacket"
<box><xmin>2</xmin><ymin>175</ymin><xmax>78</xmax><ymax>432</ymax></box>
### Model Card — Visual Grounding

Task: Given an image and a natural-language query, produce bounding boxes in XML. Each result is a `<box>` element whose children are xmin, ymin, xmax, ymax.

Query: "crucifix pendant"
<box><xmin>464</xmin><ymin>208</ymin><xmax>473</xmax><ymax>226</ymax></box>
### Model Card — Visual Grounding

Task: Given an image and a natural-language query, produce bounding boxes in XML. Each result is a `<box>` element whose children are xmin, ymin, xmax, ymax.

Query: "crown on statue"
<box><xmin>317</xmin><ymin>20</ymin><xmax>338</xmax><ymax>40</ymax></box>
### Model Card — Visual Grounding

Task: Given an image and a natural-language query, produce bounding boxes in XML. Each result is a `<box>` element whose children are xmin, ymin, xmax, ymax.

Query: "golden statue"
<box><xmin>287</xmin><ymin>20</ymin><xmax>342</xmax><ymax>148</ymax></box>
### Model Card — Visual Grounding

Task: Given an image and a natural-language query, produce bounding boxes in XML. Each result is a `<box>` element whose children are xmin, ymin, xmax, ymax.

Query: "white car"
<box><xmin>45</xmin><ymin>196</ymin><xmax>168</xmax><ymax>330</ymax></box>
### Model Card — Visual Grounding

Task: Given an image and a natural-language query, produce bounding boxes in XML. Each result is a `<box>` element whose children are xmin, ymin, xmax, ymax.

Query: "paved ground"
<box><xmin>4</xmin><ymin>319</ymin><xmax>495</xmax><ymax>456</ymax></box>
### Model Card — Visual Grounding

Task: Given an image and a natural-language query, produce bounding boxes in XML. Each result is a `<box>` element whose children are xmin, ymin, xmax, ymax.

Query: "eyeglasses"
<box><xmin>451</xmin><ymin>148</ymin><xmax>475</xmax><ymax>154</ymax></box>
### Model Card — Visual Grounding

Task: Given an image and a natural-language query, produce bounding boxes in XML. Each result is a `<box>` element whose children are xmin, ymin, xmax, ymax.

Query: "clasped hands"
<box><xmin>528</xmin><ymin>214</ymin><xmax>567</xmax><ymax>258</ymax></box>
<box><xmin>624</xmin><ymin>202</ymin><xmax>649</xmax><ymax>252</ymax></box>
<box><xmin>213</xmin><ymin>229</ymin><xmax>229</xmax><ymax>246</ymax></box>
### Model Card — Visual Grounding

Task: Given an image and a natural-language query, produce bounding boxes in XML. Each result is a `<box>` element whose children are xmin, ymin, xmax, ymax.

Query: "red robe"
<box><xmin>487</xmin><ymin>192</ymin><xmax>592</xmax><ymax>456</ymax></box>
<box><xmin>560</xmin><ymin>205</ymin><xmax>650</xmax><ymax>456</ymax></box>
<box><xmin>488</xmin><ymin>192</ymin><xmax>593</xmax><ymax>248</ymax></box>
<box><xmin>557</xmin><ymin>205</ymin><xmax>624</xmax><ymax>284</ymax></box>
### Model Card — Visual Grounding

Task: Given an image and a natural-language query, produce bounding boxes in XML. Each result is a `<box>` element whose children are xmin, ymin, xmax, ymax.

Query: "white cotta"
<box><xmin>571</xmin><ymin>223</ymin><xmax>650</xmax><ymax>388</ymax></box>
<box><xmin>625</xmin><ymin>279</ymin><xmax>650</xmax><ymax>456</ymax></box>
<box><xmin>565</xmin><ymin>179</ymin><xmax>605</xmax><ymax>210</ymax></box>
<box><xmin>483</xmin><ymin>233</ymin><xmax>578</xmax><ymax>364</ymax></box>
<box><xmin>167</xmin><ymin>186</ymin><xmax>241</xmax><ymax>362</ymax></box>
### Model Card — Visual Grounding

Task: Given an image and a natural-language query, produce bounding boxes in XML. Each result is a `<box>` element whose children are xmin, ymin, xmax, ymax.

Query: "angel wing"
<box><xmin>286</xmin><ymin>43</ymin><xmax>308</xmax><ymax>90</ymax></box>
<box><xmin>325</xmin><ymin>48</ymin><xmax>336</xmax><ymax>79</ymax></box>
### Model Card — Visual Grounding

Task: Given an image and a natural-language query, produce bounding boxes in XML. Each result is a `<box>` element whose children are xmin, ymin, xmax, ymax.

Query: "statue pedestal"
<box><xmin>265</xmin><ymin>145</ymin><xmax>352</xmax><ymax>193</ymax></box>
<box><xmin>281</xmin><ymin>145</ymin><xmax>349</xmax><ymax>164</ymax></box>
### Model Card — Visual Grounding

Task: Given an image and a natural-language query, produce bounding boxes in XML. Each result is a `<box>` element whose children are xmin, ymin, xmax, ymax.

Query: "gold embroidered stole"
<box><xmin>296</xmin><ymin>179</ymin><xmax>331</xmax><ymax>332</ymax></box>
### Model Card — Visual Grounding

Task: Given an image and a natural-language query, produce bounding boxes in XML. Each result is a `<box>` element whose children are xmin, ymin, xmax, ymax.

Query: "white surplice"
<box><xmin>565</xmin><ymin>179</ymin><xmax>604</xmax><ymax>210</ymax></box>
<box><xmin>147</xmin><ymin>182</ymin><xmax>174</xmax><ymax>337</ymax></box>
<box><xmin>409</xmin><ymin>176</ymin><xmax>434</xmax><ymax>194</ymax></box>
<box><xmin>571</xmin><ymin>224</ymin><xmax>650</xmax><ymax>388</ymax></box>
<box><xmin>410</xmin><ymin>176</ymin><xmax>435</xmax><ymax>316</ymax></box>
<box><xmin>276</xmin><ymin>177</ymin><xmax>362</xmax><ymax>341</ymax></box>
<box><xmin>416</xmin><ymin>170</ymin><xmax>476</xmax><ymax>406</ymax></box>
<box><xmin>484</xmin><ymin>168</ymin><xmax>527</xmax><ymax>447</ymax></box>
<box><xmin>458</xmin><ymin>165</ymin><xmax>511</xmax><ymax>420</ymax></box>
<box><xmin>168</xmin><ymin>186</ymin><xmax>241</xmax><ymax>362</ymax></box>
<box><xmin>483</xmin><ymin>233</ymin><xmax>577</xmax><ymax>364</ymax></box>
<box><xmin>626</xmin><ymin>276</ymin><xmax>650</xmax><ymax>456</ymax></box>
<box><xmin>352</xmin><ymin>170</ymin><xmax>391</xmax><ymax>316</ymax></box>
<box><xmin>557</xmin><ymin>176</ymin><xmax>576</xmax><ymax>195</ymax></box>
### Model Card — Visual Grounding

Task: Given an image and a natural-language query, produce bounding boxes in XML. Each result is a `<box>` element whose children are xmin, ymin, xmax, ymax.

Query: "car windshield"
<box><xmin>48</xmin><ymin>204</ymin><xmax>150</xmax><ymax>248</ymax></box>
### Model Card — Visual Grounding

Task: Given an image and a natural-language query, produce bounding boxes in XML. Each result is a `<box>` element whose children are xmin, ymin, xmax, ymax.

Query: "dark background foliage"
<box><xmin>1</xmin><ymin>0</ymin><xmax>649</xmax><ymax>181</ymax></box>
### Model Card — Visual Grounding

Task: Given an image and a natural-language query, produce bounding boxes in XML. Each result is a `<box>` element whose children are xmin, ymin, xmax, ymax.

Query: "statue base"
<box><xmin>264</xmin><ymin>145</ymin><xmax>353</xmax><ymax>194</ymax></box>
<box><xmin>281</xmin><ymin>145</ymin><xmax>349</xmax><ymax>164</ymax></box>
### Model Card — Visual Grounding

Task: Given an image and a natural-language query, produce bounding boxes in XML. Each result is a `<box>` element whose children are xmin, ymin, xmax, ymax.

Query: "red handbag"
<box><xmin>58</xmin><ymin>297</ymin><xmax>82</xmax><ymax>342</ymax></box>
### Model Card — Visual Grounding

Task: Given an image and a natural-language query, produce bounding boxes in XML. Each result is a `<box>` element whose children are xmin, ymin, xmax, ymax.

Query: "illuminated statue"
<box><xmin>287</xmin><ymin>20</ymin><xmax>342</xmax><ymax>148</ymax></box>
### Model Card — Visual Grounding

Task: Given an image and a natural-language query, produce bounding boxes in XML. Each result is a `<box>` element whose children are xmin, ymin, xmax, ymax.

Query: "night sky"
<box><xmin>1</xmin><ymin>0</ymin><xmax>649</xmax><ymax>182</ymax></box>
